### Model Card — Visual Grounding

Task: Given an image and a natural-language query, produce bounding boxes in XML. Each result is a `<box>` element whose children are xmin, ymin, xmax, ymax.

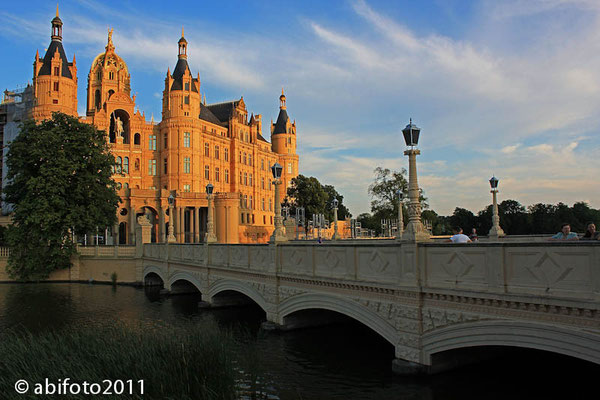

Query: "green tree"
<box><xmin>367</xmin><ymin>167</ymin><xmax>427</xmax><ymax>227</ymax></box>
<box><xmin>4</xmin><ymin>112</ymin><xmax>120</xmax><ymax>280</ymax></box>
<box><xmin>449</xmin><ymin>207</ymin><xmax>477</xmax><ymax>233</ymax></box>
<box><xmin>323</xmin><ymin>184</ymin><xmax>351</xmax><ymax>221</ymax></box>
<box><xmin>285</xmin><ymin>175</ymin><xmax>350</xmax><ymax>223</ymax></box>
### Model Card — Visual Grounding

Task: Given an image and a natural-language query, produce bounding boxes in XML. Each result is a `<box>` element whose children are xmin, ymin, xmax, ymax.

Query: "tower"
<box><xmin>271</xmin><ymin>89</ymin><xmax>299</xmax><ymax>199</ymax></box>
<box><xmin>162</xmin><ymin>28</ymin><xmax>201</xmax><ymax>121</ymax></box>
<box><xmin>30</xmin><ymin>5</ymin><xmax>77</xmax><ymax>120</ymax></box>
<box><xmin>161</xmin><ymin>29</ymin><xmax>202</xmax><ymax>191</ymax></box>
<box><xmin>86</xmin><ymin>28</ymin><xmax>131</xmax><ymax>116</ymax></box>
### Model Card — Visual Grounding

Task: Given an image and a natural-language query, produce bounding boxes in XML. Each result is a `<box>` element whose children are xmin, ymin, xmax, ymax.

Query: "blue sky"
<box><xmin>1</xmin><ymin>0</ymin><xmax>599</xmax><ymax>216</ymax></box>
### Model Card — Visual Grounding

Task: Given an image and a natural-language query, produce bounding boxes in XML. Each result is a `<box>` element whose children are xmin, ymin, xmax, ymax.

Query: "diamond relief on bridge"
<box><xmin>369</xmin><ymin>250</ymin><xmax>389</xmax><ymax>273</ymax></box>
<box><xmin>213</xmin><ymin>247</ymin><xmax>226</xmax><ymax>265</ymax></box>
<box><xmin>325</xmin><ymin>250</ymin><xmax>340</xmax><ymax>269</ymax></box>
<box><xmin>254</xmin><ymin>248</ymin><xmax>267</xmax><ymax>266</ymax></box>
<box><xmin>183</xmin><ymin>246</ymin><xmax>193</xmax><ymax>260</ymax></box>
<box><xmin>290</xmin><ymin>249</ymin><xmax>304</xmax><ymax>266</ymax></box>
<box><xmin>526</xmin><ymin>252</ymin><xmax>573</xmax><ymax>289</ymax></box>
<box><xmin>232</xmin><ymin>247</ymin><xmax>245</xmax><ymax>266</ymax></box>
<box><xmin>443</xmin><ymin>253</ymin><xmax>475</xmax><ymax>282</ymax></box>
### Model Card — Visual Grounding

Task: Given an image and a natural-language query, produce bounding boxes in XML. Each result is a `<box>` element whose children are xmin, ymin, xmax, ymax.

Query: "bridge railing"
<box><xmin>420</xmin><ymin>242</ymin><xmax>600</xmax><ymax>303</ymax></box>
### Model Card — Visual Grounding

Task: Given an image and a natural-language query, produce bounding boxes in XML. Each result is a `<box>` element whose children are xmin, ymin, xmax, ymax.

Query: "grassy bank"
<box><xmin>0</xmin><ymin>319</ymin><xmax>239</xmax><ymax>399</ymax></box>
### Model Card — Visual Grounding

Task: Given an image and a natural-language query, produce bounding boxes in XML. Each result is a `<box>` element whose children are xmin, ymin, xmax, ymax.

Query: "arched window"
<box><xmin>108</xmin><ymin>89</ymin><xmax>115</xmax><ymax>99</ymax></box>
<box><xmin>248</xmin><ymin>155</ymin><xmax>252</xmax><ymax>166</ymax></box>
<box><xmin>134</xmin><ymin>133</ymin><xmax>140</xmax><ymax>145</ymax></box>
<box><xmin>94</xmin><ymin>90</ymin><xmax>101</xmax><ymax>110</ymax></box>
<box><xmin>243</xmin><ymin>153</ymin><xmax>247</xmax><ymax>164</ymax></box>
<box><xmin>116</xmin><ymin>157</ymin><xmax>122</xmax><ymax>174</ymax></box>
<box><xmin>123</xmin><ymin>157</ymin><xmax>129</xmax><ymax>174</ymax></box>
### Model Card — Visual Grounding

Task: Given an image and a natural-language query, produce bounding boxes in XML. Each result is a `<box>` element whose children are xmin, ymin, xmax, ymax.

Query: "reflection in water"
<box><xmin>0</xmin><ymin>283</ymin><xmax>597</xmax><ymax>400</ymax></box>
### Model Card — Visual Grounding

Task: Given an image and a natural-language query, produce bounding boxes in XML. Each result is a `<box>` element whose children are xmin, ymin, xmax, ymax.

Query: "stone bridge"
<box><xmin>140</xmin><ymin>241</ymin><xmax>600</xmax><ymax>373</ymax></box>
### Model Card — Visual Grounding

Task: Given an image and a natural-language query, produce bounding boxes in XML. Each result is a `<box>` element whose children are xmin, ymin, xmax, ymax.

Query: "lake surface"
<box><xmin>0</xmin><ymin>283</ymin><xmax>596</xmax><ymax>399</ymax></box>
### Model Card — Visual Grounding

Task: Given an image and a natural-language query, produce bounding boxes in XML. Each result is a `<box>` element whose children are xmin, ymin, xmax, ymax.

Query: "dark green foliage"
<box><xmin>323</xmin><ymin>184</ymin><xmax>351</xmax><ymax>221</ymax></box>
<box><xmin>366</xmin><ymin>167</ymin><xmax>428</xmax><ymax>234</ymax></box>
<box><xmin>0</xmin><ymin>321</ymin><xmax>238</xmax><ymax>399</ymax></box>
<box><xmin>285</xmin><ymin>175</ymin><xmax>351</xmax><ymax>221</ymax></box>
<box><xmin>4</xmin><ymin>112</ymin><xmax>120</xmax><ymax>280</ymax></box>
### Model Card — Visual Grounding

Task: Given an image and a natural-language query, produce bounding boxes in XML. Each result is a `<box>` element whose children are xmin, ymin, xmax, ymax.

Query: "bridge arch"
<box><xmin>207</xmin><ymin>279</ymin><xmax>269</xmax><ymax>313</ymax></box>
<box><xmin>167</xmin><ymin>271</ymin><xmax>204</xmax><ymax>293</ymax></box>
<box><xmin>143</xmin><ymin>265</ymin><xmax>166</xmax><ymax>285</ymax></box>
<box><xmin>422</xmin><ymin>320</ymin><xmax>600</xmax><ymax>365</ymax></box>
<box><xmin>278</xmin><ymin>293</ymin><xmax>399</xmax><ymax>346</ymax></box>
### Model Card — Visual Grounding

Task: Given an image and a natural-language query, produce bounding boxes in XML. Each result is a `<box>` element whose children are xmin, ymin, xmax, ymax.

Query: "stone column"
<box><xmin>489</xmin><ymin>190</ymin><xmax>505</xmax><ymax>239</ymax></box>
<box><xmin>129</xmin><ymin>205</ymin><xmax>136</xmax><ymax>245</ymax></box>
<box><xmin>332</xmin><ymin>206</ymin><xmax>341</xmax><ymax>240</ymax></box>
<box><xmin>194</xmin><ymin>207</ymin><xmax>200</xmax><ymax>243</ymax></box>
<box><xmin>206</xmin><ymin>196</ymin><xmax>217</xmax><ymax>243</ymax></box>
<box><xmin>158</xmin><ymin>204</ymin><xmax>166</xmax><ymax>243</ymax></box>
<box><xmin>402</xmin><ymin>149</ymin><xmax>430</xmax><ymax>242</ymax></box>
<box><xmin>270</xmin><ymin>180</ymin><xmax>287</xmax><ymax>243</ymax></box>
<box><xmin>179</xmin><ymin>207</ymin><xmax>184</xmax><ymax>243</ymax></box>
<box><xmin>113</xmin><ymin>223</ymin><xmax>119</xmax><ymax>246</ymax></box>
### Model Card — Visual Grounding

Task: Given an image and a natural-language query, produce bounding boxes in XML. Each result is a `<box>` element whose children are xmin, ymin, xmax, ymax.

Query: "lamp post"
<box><xmin>488</xmin><ymin>176</ymin><xmax>505</xmax><ymax>239</ymax></box>
<box><xmin>205</xmin><ymin>183</ymin><xmax>217</xmax><ymax>243</ymax></box>
<box><xmin>396</xmin><ymin>189</ymin><xmax>404</xmax><ymax>239</ymax></box>
<box><xmin>270</xmin><ymin>163</ymin><xmax>287</xmax><ymax>243</ymax></box>
<box><xmin>167</xmin><ymin>194</ymin><xmax>176</xmax><ymax>243</ymax></box>
<box><xmin>401</xmin><ymin>119</ymin><xmax>430</xmax><ymax>242</ymax></box>
<box><xmin>332</xmin><ymin>198</ymin><xmax>341</xmax><ymax>240</ymax></box>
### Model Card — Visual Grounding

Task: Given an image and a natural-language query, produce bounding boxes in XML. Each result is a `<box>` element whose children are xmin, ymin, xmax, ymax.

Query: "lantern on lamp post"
<box><xmin>401</xmin><ymin>119</ymin><xmax>430</xmax><ymax>242</ymax></box>
<box><xmin>205</xmin><ymin>183</ymin><xmax>217</xmax><ymax>243</ymax></box>
<box><xmin>488</xmin><ymin>176</ymin><xmax>505</xmax><ymax>239</ymax></box>
<box><xmin>270</xmin><ymin>163</ymin><xmax>287</xmax><ymax>243</ymax></box>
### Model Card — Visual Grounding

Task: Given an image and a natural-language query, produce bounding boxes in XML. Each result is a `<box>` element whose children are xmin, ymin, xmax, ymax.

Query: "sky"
<box><xmin>1</xmin><ymin>0</ymin><xmax>599</xmax><ymax>216</ymax></box>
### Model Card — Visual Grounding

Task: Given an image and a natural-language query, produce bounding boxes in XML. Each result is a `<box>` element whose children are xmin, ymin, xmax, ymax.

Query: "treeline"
<box><xmin>360</xmin><ymin>200</ymin><xmax>600</xmax><ymax>236</ymax></box>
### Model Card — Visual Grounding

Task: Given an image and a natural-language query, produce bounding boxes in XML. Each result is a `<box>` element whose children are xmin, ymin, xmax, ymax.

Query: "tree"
<box><xmin>323</xmin><ymin>184</ymin><xmax>351</xmax><ymax>221</ymax></box>
<box><xmin>367</xmin><ymin>167</ymin><xmax>427</xmax><ymax>225</ymax></box>
<box><xmin>285</xmin><ymin>175</ymin><xmax>351</xmax><ymax>222</ymax></box>
<box><xmin>449</xmin><ymin>207</ymin><xmax>477</xmax><ymax>233</ymax></box>
<box><xmin>4</xmin><ymin>112</ymin><xmax>120</xmax><ymax>280</ymax></box>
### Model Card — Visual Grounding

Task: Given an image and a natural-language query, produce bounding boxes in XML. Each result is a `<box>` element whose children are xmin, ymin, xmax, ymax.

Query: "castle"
<box><xmin>0</xmin><ymin>9</ymin><xmax>299</xmax><ymax>244</ymax></box>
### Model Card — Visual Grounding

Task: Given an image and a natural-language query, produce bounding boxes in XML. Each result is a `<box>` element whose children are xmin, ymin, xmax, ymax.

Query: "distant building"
<box><xmin>1</xmin><ymin>10</ymin><xmax>299</xmax><ymax>244</ymax></box>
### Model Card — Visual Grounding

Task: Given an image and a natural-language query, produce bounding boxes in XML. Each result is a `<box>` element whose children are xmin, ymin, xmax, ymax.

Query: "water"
<box><xmin>0</xmin><ymin>283</ymin><xmax>596</xmax><ymax>399</ymax></box>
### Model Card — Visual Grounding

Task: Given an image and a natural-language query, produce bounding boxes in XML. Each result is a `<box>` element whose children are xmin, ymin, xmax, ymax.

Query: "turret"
<box><xmin>162</xmin><ymin>28</ymin><xmax>200</xmax><ymax>120</ymax></box>
<box><xmin>270</xmin><ymin>89</ymin><xmax>298</xmax><ymax>199</ymax></box>
<box><xmin>30</xmin><ymin>6</ymin><xmax>78</xmax><ymax>120</ymax></box>
<box><xmin>271</xmin><ymin>89</ymin><xmax>297</xmax><ymax>155</ymax></box>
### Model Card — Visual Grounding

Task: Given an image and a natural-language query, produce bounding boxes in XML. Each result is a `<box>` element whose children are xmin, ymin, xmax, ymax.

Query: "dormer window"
<box><xmin>185</xmin><ymin>82</ymin><xmax>189</xmax><ymax>91</ymax></box>
<box><xmin>54</xmin><ymin>66</ymin><xmax>60</xmax><ymax>76</ymax></box>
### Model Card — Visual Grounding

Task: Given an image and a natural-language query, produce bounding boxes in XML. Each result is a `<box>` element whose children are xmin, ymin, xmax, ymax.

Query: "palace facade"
<box><xmin>1</xmin><ymin>10</ymin><xmax>299</xmax><ymax>244</ymax></box>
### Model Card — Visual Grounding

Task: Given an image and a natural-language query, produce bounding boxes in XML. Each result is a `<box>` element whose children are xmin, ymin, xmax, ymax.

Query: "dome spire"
<box><xmin>106</xmin><ymin>27</ymin><xmax>115</xmax><ymax>52</ymax></box>
<box><xmin>178</xmin><ymin>27</ymin><xmax>187</xmax><ymax>59</ymax></box>
<box><xmin>51</xmin><ymin>4</ymin><xmax>63</xmax><ymax>42</ymax></box>
<box><xmin>279</xmin><ymin>88</ymin><xmax>286</xmax><ymax>110</ymax></box>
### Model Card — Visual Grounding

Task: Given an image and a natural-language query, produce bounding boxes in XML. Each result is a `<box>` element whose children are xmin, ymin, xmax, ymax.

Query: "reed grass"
<box><xmin>0</xmin><ymin>319</ymin><xmax>239</xmax><ymax>399</ymax></box>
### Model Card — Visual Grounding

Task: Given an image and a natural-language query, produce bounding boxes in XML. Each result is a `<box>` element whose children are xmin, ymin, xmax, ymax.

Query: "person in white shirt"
<box><xmin>447</xmin><ymin>227</ymin><xmax>472</xmax><ymax>243</ymax></box>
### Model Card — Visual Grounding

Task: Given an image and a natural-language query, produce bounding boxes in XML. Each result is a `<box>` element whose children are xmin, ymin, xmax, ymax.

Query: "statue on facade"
<box><xmin>115</xmin><ymin>116</ymin><xmax>124</xmax><ymax>136</ymax></box>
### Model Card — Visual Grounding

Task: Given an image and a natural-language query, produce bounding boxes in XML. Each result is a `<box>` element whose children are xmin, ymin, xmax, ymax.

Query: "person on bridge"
<box><xmin>447</xmin><ymin>227</ymin><xmax>472</xmax><ymax>243</ymax></box>
<box><xmin>549</xmin><ymin>223</ymin><xmax>579</xmax><ymax>241</ymax></box>
<box><xmin>581</xmin><ymin>222</ymin><xmax>600</xmax><ymax>240</ymax></box>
